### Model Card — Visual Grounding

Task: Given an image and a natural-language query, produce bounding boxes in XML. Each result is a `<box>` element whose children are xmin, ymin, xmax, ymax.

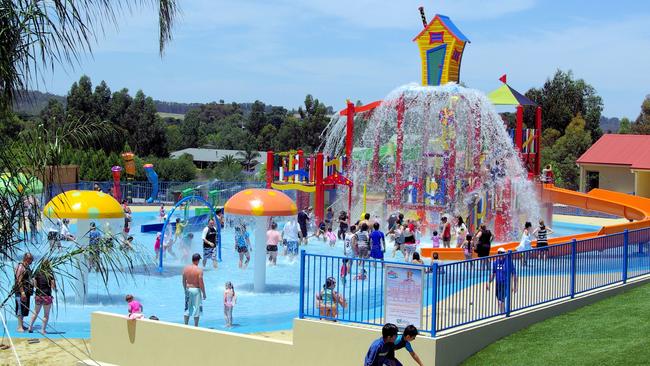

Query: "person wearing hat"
<box><xmin>486</xmin><ymin>247</ymin><xmax>517</xmax><ymax>312</ymax></box>
<box><xmin>183</xmin><ymin>253</ymin><xmax>206</xmax><ymax>327</ymax></box>
<box><xmin>315</xmin><ymin>276</ymin><xmax>346</xmax><ymax>319</ymax></box>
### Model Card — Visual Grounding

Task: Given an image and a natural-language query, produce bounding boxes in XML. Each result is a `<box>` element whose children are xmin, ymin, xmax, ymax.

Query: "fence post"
<box><xmin>430</xmin><ymin>264</ymin><xmax>438</xmax><ymax>337</ymax></box>
<box><xmin>570</xmin><ymin>239</ymin><xmax>577</xmax><ymax>298</ymax></box>
<box><xmin>506</xmin><ymin>251</ymin><xmax>512</xmax><ymax>317</ymax></box>
<box><xmin>623</xmin><ymin>230</ymin><xmax>629</xmax><ymax>284</ymax></box>
<box><xmin>299</xmin><ymin>250</ymin><xmax>306</xmax><ymax>319</ymax></box>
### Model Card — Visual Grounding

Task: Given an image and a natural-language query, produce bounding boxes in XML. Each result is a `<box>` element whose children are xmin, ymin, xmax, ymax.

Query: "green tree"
<box><xmin>544</xmin><ymin>114</ymin><xmax>592</xmax><ymax>189</ymax></box>
<box><xmin>618</xmin><ymin>117</ymin><xmax>632</xmax><ymax>134</ymax></box>
<box><xmin>247</xmin><ymin>100</ymin><xmax>267</xmax><ymax>136</ymax></box>
<box><xmin>257</xmin><ymin>124</ymin><xmax>278</xmax><ymax>151</ymax></box>
<box><xmin>525</xmin><ymin>70</ymin><xmax>603</xmax><ymax>140</ymax></box>
<box><xmin>632</xmin><ymin>96</ymin><xmax>650</xmax><ymax>134</ymax></box>
<box><xmin>181</xmin><ymin>109</ymin><xmax>201</xmax><ymax>147</ymax></box>
<box><xmin>165</xmin><ymin>124</ymin><xmax>184</xmax><ymax>152</ymax></box>
<box><xmin>236</xmin><ymin>147</ymin><xmax>261</xmax><ymax>171</ymax></box>
<box><xmin>126</xmin><ymin>91</ymin><xmax>168</xmax><ymax>157</ymax></box>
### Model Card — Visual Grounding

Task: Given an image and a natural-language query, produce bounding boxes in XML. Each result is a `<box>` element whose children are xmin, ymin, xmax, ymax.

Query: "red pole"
<box><xmin>535</xmin><ymin>106</ymin><xmax>542</xmax><ymax>176</ymax></box>
<box><xmin>515</xmin><ymin>105</ymin><xmax>523</xmax><ymax>151</ymax></box>
<box><xmin>395</xmin><ymin>96</ymin><xmax>405</xmax><ymax>204</ymax></box>
<box><xmin>315</xmin><ymin>153</ymin><xmax>325</xmax><ymax>225</ymax></box>
<box><xmin>266</xmin><ymin>151</ymin><xmax>274</xmax><ymax>189</ymax></box>
<box><xmin>345</xmin><ymin>101</ymin><xmax>355</xmax><ymax>170</ymax></box>
<box><xmin>297</xmin><ymin>149</ymin><xmax>304</xmax><ymax>182</ymax></box>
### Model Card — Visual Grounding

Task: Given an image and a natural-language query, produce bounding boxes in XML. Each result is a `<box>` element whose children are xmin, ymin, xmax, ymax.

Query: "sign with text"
<box><xmin>384</xmin><ymin>264</ymin><xmax>424</xmax><ymax>329</ymax></box>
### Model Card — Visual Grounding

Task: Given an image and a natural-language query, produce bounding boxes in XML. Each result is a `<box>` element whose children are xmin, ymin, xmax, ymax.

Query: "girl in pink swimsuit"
<box><xmin>126</xmin><ymin>294</ymin><xmax>144</xmax><ymax>320</ymax></box>
<box><xmin>223</xmin><ymin>282</ymin><xmax>236</xmax><ymax>328</ymax></box>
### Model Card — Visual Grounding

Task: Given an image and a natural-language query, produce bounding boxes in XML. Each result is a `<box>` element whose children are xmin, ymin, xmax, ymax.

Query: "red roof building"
<box><xmin>577</xmin><ymin>134</ymin><xmax>650</xmax><ymax>197</ymax></box>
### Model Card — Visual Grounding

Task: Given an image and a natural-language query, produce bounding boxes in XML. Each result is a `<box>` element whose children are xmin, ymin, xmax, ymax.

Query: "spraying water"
<box><xmin>322</xmin><ymin>83</ymin><xmax>540</xmax><ymax>241</ymax></box>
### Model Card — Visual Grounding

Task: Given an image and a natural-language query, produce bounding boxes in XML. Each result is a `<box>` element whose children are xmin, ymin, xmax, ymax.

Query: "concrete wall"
<box><xmin>579</xmin><ymin>164</ymin><xmax>634</xmax><ymax>194</ymax></box>
<box><xmin>635</xmin><ymin>171</ymin><xmax>650</xmax><ymax>198</ymax></box>
<box><xmin>89</xmin><ymin>314</ymin><xmax>436</xmax><ymax>366</ymax></box>
<box><xmin>89</xmin><ymin>276</ymin><xmax>650</xmax><ymax>366</ymax></box>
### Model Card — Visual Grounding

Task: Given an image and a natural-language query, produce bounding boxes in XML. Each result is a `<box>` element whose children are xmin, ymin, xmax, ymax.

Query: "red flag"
<box><xmin>499</xmin><ymin>74</ymin><xmax>507</xmax><ymax>84</ymax></box>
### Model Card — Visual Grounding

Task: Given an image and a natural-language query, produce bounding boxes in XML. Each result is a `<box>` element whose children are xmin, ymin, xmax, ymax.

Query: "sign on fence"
<box><xmin>384</xmin><ymin>264</ymin><xmax>424</xmax><ymax>329</ymax></box>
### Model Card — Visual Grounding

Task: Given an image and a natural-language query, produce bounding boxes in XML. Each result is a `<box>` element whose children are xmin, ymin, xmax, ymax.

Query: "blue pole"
<box><xmin>431</xmin><ymin>263</ymin><xmax>438</xmax><ymax>337</ymax></box>
<box><xmin>623</xmin><ymin>229</ymin><xmax>629</xmax><ymax>283</ymax></box>
<box><xmin>506</xmin><ymin>251</ymin><xmax>512</xmax><ymax>317</ymax></box>
<box><xmin>570</xmin><ymin>239</ymin><xmax>577</xmax><ymax>298</ymax></box>
<box><xmin>158</xmin><ymin>195</ymin><xmax>219</xmax><ymax>273</ymax></box>
<box><xmin>299</xmin><ymin>250</ymin><xmax>306</xmax><ymax>319</ymax></box>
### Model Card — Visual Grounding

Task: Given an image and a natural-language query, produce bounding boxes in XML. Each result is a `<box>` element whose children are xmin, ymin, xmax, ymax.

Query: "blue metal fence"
<box><xmin>46</xmin><ymin>180</ymin><xmax>265</xmax><ymax>204</ymax></box>
<box><xmin>299</xmin><ymin>227</ymin><xmax>650</xmax><ymax>336</ymax></box>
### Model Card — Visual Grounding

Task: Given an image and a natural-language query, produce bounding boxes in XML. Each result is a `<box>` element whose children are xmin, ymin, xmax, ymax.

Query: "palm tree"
<box><xmin>236</xmin><ymin>148</ymin><xmax>261</xmax><ymax>171</ymax></box>
<box><xmin>219</xmin><ymin>154</ymin><xmax>237</xmax><ymax>167</ymax></box>
<box><xmin>0</xmin><ymin>0</ymin><xmax>178</xmax><ymax>331</ymax></box>
<box><xmin>0</xmin><ymin>0</ymin><xmax>178</xmax><ymax>114</ymax></box>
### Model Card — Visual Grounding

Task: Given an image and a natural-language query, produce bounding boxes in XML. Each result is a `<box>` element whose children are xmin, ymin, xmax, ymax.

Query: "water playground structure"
<box><xmin>223</xmin><ymin>188</ymin><xmax>298</xmax><ymax>292</ymax></box>
<box><xmin>318</xmin><ymin>7</ymin><xmax>650</xmax><ymax>260</ymax></box>
<box><xmin>112</xmin><ymin>152</ymin><xmax>160</xmax><ymax>204</ymax></box>
<box><xmin>265</xmin><ymin>150</ymin><xmax>353</xmax><ymax>225</ymax></box>
<box><xmin>42</xmin><ymin>190</ymin><xmax>125</xmax><ymax>303</ymax></box>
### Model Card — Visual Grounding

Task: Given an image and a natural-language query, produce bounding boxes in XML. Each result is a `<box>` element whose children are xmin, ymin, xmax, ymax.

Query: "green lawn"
<box><xmin>463</xmin><ymin>281</ymin><xmax>650</xmax><ymax>366</ymax></box>
<box><xmin>157</xmin><ymin>112</ymin><xmax>185</xmax><ymax>120</ymax></box>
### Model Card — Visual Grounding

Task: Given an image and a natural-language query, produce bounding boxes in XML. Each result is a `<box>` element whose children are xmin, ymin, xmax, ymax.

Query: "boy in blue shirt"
<box><xmin>389</xmin><ymin>325</ymin><xmax>425</xmax><ymax>366</ymax></box>
<box><xmin>365</xmin><ymin>323</ymin><xmax>398</xmax><ymax>366</ymax></box>
<box><xmin>369</xmin><ymin>222</ymin><xmax>386</xmax><ymax>261</ymax></box>
<box><xmin>486</xmin><ymin>247</ymin><xmax>518</xmax><ymax>312</ymax></box>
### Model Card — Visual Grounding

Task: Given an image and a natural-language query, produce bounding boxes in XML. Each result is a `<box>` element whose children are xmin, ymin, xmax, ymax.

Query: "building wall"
<box><xmin>635</xmin><ymin>171</ymin><xmax>650</xmax><ymax>198</ymax></box>
<box><xmin>579</xmin><ymin>164</ymin><xmax>635</xmax><ymax>194</ymax></box>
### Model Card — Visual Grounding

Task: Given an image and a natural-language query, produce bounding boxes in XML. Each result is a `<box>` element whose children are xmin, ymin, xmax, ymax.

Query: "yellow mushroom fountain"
<box><xmin>43</xmin><ymin>190</ymin><xmax>125</xmax><ymax>302</ymax></box>
<box><xmin>224</xmin><ymin>188</ymin><xmax>297</xmax><ymax>292</ymax></box>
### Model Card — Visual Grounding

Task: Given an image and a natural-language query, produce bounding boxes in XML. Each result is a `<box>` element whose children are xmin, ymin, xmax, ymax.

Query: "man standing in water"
<box><xmin>183</xmin><ymin>253</ymin><xmax>206</xmax><ymax>327</ymax></box>
<box><xmin>14</xmin><ymin>253</ymin><xmax>34</xmax><ymax>332</ymax></box>
<box><xmin>201</xmin><ymin>219</ymin><xmax>218</xmax><ymax>269</ymax></box>
<box><xmin>297</xmin><ymin>207</ymin><xmax>311</xmax><ymax>246</ymax></box>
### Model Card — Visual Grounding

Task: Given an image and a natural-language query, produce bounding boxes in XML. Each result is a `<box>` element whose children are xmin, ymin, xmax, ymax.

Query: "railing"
<box><xmin>553</xmin><ymin>205</ymin><xmax>621</xmax><ymax>219</ymax></box>
<box><xmin>299</xmin><ymin>227</ymin><xmax>650</xmax><ymax>336</ymax></box>
<box><xmin>46</xmin><ymin>181</ymin><xmax>265</xmax><ymax>204</ymax></box>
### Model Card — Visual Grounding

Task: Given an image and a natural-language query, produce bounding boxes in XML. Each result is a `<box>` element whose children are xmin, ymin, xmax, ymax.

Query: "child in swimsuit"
<box><xmin>223</xmin><ymin>282</ymin><xmax>236</xmax><ymax>328</ymax></box>
<box><xmin>325</xmin><ymin>227</ymin><xmax>337</xmax><ymax>247</ymax></box>
<box><xmin>126</xmin><ymin>294</ymin><xmax>144</xmax><ymax>320</ymax></box>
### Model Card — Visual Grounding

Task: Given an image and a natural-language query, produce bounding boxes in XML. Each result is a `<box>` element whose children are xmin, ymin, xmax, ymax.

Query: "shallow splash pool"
<box><xmin>4</xmin><ymin>211</ymin><xmax>600</xmax><ymax>338</ymax></box>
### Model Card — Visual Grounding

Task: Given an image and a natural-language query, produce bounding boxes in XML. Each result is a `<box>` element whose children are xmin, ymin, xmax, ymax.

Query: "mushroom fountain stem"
<box><xmin>253</xmin><ymin>217</ymin><xmax>267</xmax><ymax>292</ymax></box>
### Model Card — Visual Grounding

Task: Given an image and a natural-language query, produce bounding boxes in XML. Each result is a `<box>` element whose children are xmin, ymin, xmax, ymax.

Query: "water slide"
<box><xmin>143</xmin><ymin>164</ymin><xmax>159</xmax><ymax>203</ymax></box>
<box><xmin>422</xmin><ymin>184</ymin><xmax>650</xmax><ymax>260</ymax></box>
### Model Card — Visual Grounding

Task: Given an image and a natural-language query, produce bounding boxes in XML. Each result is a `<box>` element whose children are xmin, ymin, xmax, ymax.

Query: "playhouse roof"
<box><xmin>412</xmin><ymin>14</ymin><xmax>470</xmax><ymax>43</ymax></box>
<box><xmin>488</xmin><ymin>84</ymin><xmax>537</xmax><ymax>106</ymax></box>
<box><xmin>577</xmin><ymin>134</ymin><xmax>650</xmax><ymax>170</ymax></box>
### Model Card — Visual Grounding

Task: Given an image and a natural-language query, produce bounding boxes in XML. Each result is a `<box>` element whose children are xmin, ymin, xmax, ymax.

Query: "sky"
<box><xmin>38</xmin><ymin>0</ymin><xmax>650</xmax><ymax>118</ymax></box>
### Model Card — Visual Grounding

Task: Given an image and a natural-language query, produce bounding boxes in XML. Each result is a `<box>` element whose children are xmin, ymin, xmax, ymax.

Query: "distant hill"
<box><xmin>600</xmin><ymin>116</ymin><xmax>620</xmax><ymax>133</ymax></box>
<box><xmin>12</xmin><ymin>90</ymin><xmax>333</xmax><ymax>117</ymax></box>
<box><xmin>13</xmin><ymin>91</ymin><xmax>66</xmax><ymax>116</ymax></box>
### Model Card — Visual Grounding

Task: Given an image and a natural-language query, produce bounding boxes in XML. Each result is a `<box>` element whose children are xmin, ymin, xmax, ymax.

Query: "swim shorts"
<box><xmin>35</xmin><ymin>295</ymin><xmax>53</xmax><ymax>306</ymax></box>
<box><xmin>299</xmin><ymin>223</ymin><xmax>308</xmax><ymax>238</ymax></box>
<box><xmin>236</xmin><ymin>246</ymin><xmax>248</xmax><ymax>254</ymax></box>
<box><xmin>358</xmin><ymin>246</ymin><xmax>370</xmax><ymax>259</ymax></box>
<box><xmin>184</xmin><ymin>287</ymin><xmax>202</xmax><ymax>318</ymax></box>
<box><xmin>286</xmin><ymin>241</ymin><xmax>298</xmax><ymax>255</ymax></box>
<box><xmin>496</xmin><ymin>281</ymin><xmax>507</xmax><ymax>302</ymax></box>
<box><xmin>266</xmin><ymin>245</ymin><xmax>278</xmax><ymax>252</ymax></box>
<box><xmin>15</xmin><ymin>295</ymin><xmax>30</xmax><ymax>317</ymax></box>
<box><xmin>203</xmin><ymin>246</ymin><xmax>215</xmax><ymax>259</ymax></box>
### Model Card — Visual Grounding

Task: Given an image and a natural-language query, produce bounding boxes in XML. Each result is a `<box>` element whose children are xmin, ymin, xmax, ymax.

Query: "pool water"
<box><xmin>4</xmin><ymin>212</ymin><xmax>600</xmax><ymax>338</ymax></box>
